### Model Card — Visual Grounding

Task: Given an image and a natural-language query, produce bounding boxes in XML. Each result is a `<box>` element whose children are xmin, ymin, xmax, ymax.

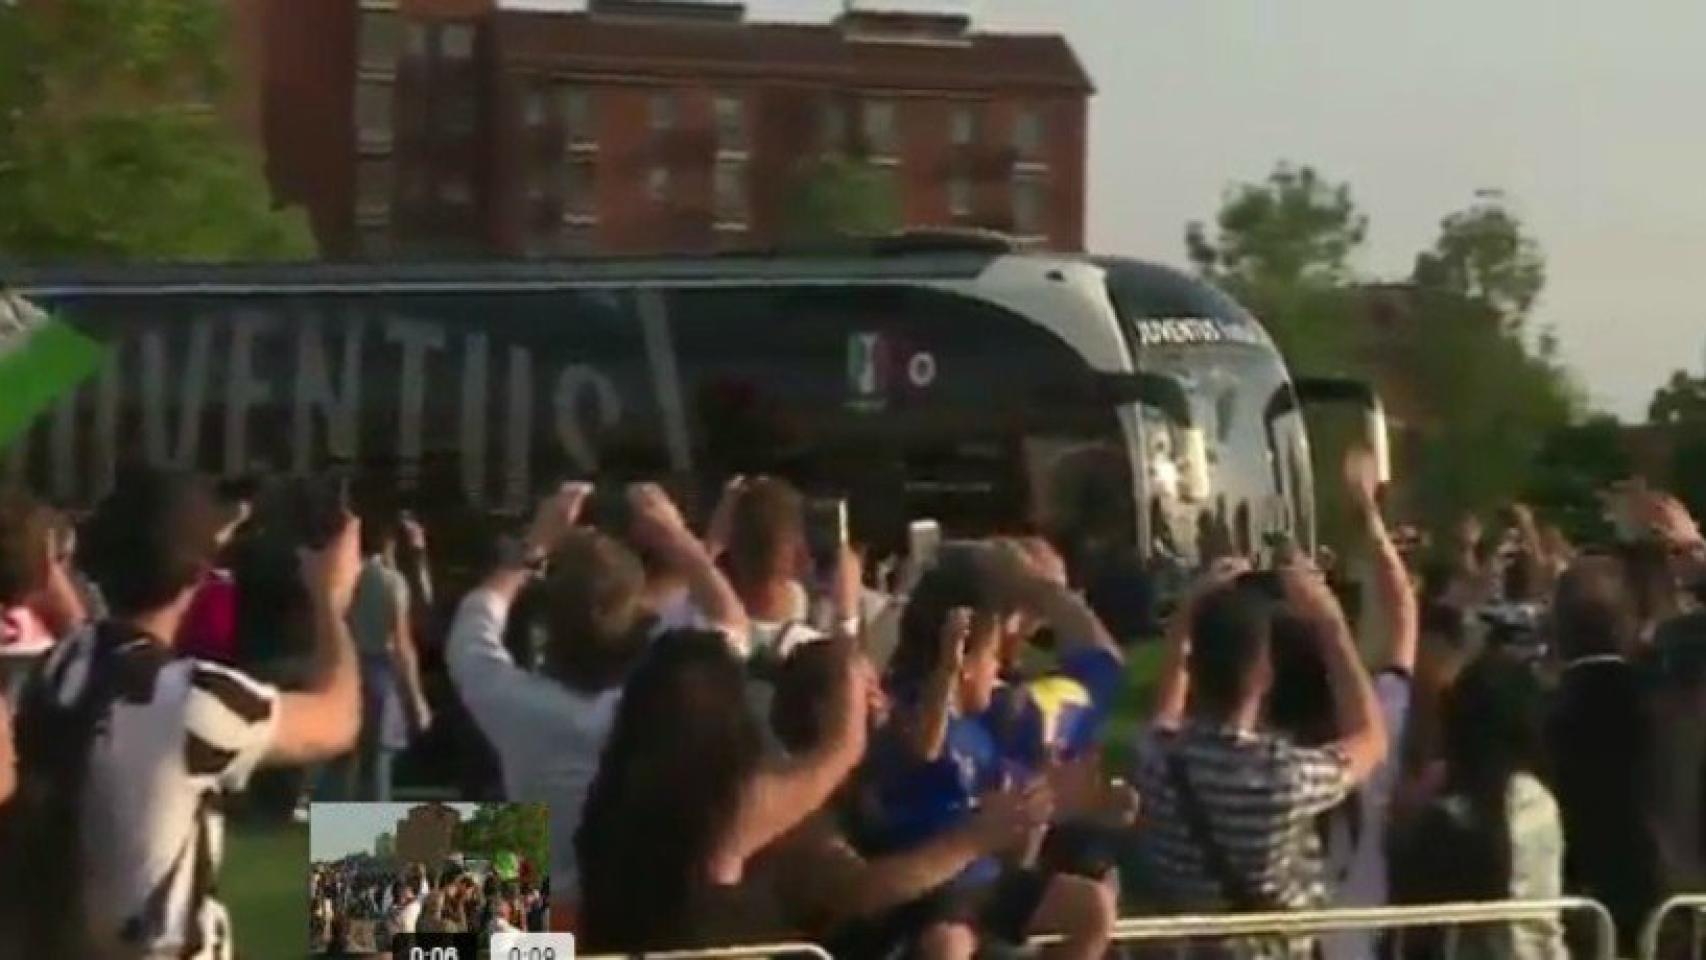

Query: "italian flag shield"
<box><xmin>0</xmin><ymin>291</ymin><xmax>108</xmax><ymax>450</ymax></box>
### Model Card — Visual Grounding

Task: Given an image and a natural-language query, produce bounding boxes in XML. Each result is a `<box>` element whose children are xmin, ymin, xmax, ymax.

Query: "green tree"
<box><xmin>1186</xmin><ymin>162</ymin><xmax>1368</xmax><ymax>289</ymax></box>
<box><xmin>455</xmin><ymin>803</ymin><xmax>549</xmax><ymax>880</ymax></box>
<box><xmin>779</xmin><ymin>156</ymin><xmax>902</xmax><ymax>247</ymax></box>
<box><xmin>1648</xmin><ymin>370</ymin><xmax>1706</xmax><ymax>425</ymax></box>
<box><xmin>1185</xmin><ymin>163</ymin><xmax>1367</xmax><ymax>375</ymax></box>
<box><xmin>1412</xmin><ymin>196</ymin><xmax>1546</xmax><ymax>328</ymax></box>
<box><xmin>1523</xmin><ymin>415</ymin><xmax>1631</xmax><ymax>545</ymax></box>
<box><xmin>0</xmin><ymin>0</ymin><xmax>314</xmax><ymax>260</ymax></box>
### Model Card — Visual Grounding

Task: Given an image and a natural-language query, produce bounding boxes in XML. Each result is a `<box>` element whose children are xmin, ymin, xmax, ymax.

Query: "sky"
<box><xmin>310</xmin><ymin>802</ymin><xmax>478</xmax><ymax>862</ymax></box>
<box><xmin>728</xmin><ymin>0</ymin><xmax>1706</xmax><ymax>421</ymax></box>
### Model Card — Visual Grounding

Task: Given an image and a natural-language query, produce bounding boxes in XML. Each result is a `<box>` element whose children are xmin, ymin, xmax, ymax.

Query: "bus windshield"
<box><xmin>1135</xmin><ymin>342</ymin><xmax>1312</xmax><ymax>567</ymax></box>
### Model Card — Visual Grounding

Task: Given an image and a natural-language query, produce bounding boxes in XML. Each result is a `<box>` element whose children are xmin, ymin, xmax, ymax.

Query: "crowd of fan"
<box><xmin>310</xmin><ymin>860</ymin><xmax>548</xmax><ymax>955</ymax></box>
<box><xmin>0</xmin><ymin>451</ymin><xmax>1702</xmax><ymax>959</ymax></box>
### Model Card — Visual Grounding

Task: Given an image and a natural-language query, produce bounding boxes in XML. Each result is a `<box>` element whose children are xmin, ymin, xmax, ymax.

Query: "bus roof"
<box><xmin>2</xmin><ymin>245</ymin><xmax>1198</xmax><ymax>301</ymax></box>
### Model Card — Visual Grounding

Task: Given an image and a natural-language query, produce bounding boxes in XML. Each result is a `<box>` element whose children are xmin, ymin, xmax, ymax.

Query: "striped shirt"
<box><xmin>41</xmin><ymin>624</ymin><xmax>280</xmax><ymax>960</ymax></box>
<box><xmin>1135</xmin><ymin>721</ymin><xmax>1353</xmax><ymax>955</ymax></box>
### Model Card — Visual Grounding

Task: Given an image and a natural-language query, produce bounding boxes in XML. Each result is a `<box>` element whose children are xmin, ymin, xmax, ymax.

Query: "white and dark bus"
<box><xmin>3</xmin><ymin>234</ymin><xmax>1384</xmax><ymax>625</ymax></box>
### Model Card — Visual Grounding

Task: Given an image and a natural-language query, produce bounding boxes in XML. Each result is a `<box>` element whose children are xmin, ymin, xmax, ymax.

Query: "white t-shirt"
<box><xmin>1321</xmin><ymin>670</ymin><xmax>1412</xmax><ymax>960</ymax></box>
<box><xmin>41</xmin><ymin>625</ymin><xmax>280</xmax><ymax>960</ymax></box>
<box><xmin>446</xmin><ymin>589</ymin><xmax>624</xmax><ymax>900</ymax></box>
<box><xmin>388</xmin><ymin>898</ymin><xmax>422</xmax><ymax>936</ymax></box>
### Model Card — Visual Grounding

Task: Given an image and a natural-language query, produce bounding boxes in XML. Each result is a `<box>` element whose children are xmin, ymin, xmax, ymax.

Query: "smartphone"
<box><xmin>582</xmin><ymin>484</ymin><xmax>636</xmax><ymax>540</ymax></box>
<box><xmin>805</xmin><ymin>498</ymin><xmax>850</xmax><ymax>573</ymax></box>
<box><xmin>907</xmin><ymin>519</ymin><xmax>943</xmax><ymax>572</ymax></box>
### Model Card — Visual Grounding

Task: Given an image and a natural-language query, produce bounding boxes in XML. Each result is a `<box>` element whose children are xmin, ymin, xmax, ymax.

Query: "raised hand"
<box><xmin>300</xmin><ymin>513</ymin><xmax>362</xmax><ymax>616</ymax></box>
<box><xmin>524</xmin><ymin>482</ymin><xmax>593</xmax><ymax>556</ymax></box>
<box><xmin>971</xmin><ymin>780</ymin><xmax>1055</xmax><ymax>854</ymax></box>
<box><xmin>1342</xmin><ymin>446</ymin><xmax>1382</xmax><ymax>514</ymax></box>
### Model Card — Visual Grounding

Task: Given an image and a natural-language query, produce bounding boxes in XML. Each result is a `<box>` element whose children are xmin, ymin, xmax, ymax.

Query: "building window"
<box><xmin>862</xmin><ymin>100</ymin><xmax>898</xmax><ymax>162</ymax></box>
<box><xmin>361</xmin><ymin>227</ymin><xmax>391</xmax><ymax>258</ymax></box>
<box><xmin>821</xmin><ymin>101</ymin><xmax>847</xmax><ymax>153</ymax></box>
<box><xmin>714</xmin><ymin>94</ymin><xmax>747</xmax><ymax>155</ymax></box>
<box><xmin>1014</xmin><ymin>107</ymin><xmax>1044</xmax><ymax>161</ymax></box>
<box><xmin>557</xmin><ymin>222</ymin><xmax>596</xmax><ymax>256</ymax></box>
<box><xmin>564</xmin><ymin>158</ymin><xmax>596</xmax><ymax>220</ymax></box>
<box><xmin>950</xmin><ymin>105</ymin><xmax>978</xmax><ymax>148</ymax></box>
<box><xmin>441</xmin><ymin>90</ymin><xmax>477</xmax><ymax>137</ymax></box>
<box><xmin>357</xmin><ymin>159</ymin><xmax>393</xmax><ymax>216</ymax></box>
<box><xmin>561</xmin><ymin>85</ymin><xmax>594</xmax><ymax>149</ymax></box>
<box><xmin>714</xmin><ymin>162</ymin><xmax>747</xmax><ymax>225</ymax></box>
<box><xmin>647</xmin><ymin>166</ymin><xmax>671</xmax><ymax>204</ymax></box>
<box><xmin>948</xmin><ymin>175</ymin><xmax>972</xmax><ymax>219</ymax></box>
<box><xmin>359</xmin><ymin>11</ymin><xmax>401</xmax><ymax>72</ymax></box>
<box><xmin>1012</xmin><ymin>174</ymin><xmax>1047</xmax><ymax>236</ymax></box>
<box><xmin>404</xmin><ymin>21</ymin><xmax>429</xmax><ymax>59</ymax></box>
<box><xmin>355</xmin><ymin>82</ymin><xmax>394</xmax><ymax>149</ymax></box>
<box><xmin>440</xmin><ymin>23</ymin><xmax>475</xmax><ymax>60</ymax></box>
<box><xmin>649</xmin><ymin>91</ymin><xmax>676</xmax><ymax>133</ymax></box>
<box><xmin>437</xmin><ymin>174</ymin><xmax>473</xmax><ymax>208</ymax></box>
<box><xmin>524</xmin><ymin>84</ymin><xmax>548</xmax><ymax>128</ymax></box>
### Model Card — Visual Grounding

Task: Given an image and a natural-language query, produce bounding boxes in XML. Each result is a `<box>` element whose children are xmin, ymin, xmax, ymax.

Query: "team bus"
<box><xmin>2</xmin><ymin>233</ymin><xmax>1385</xmax><ymax>613</ymax></box>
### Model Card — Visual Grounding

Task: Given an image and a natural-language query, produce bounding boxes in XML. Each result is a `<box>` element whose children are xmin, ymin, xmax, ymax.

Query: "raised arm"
<box><xmin>1284</xmin><ymin>566</ymin><xmax>1387</xmax><ymax>784</ymax></box>
<box><xmin>629</xmin><ymin>484</ymin><xmax>748</xmax><ymax>640</ymax></box>
<box><xmin>710</xmin><ymin>650</ymin><xmax>870</xmax><ymax>878</ymax></box>
<box><xmin>1152</xmin><ymin>558</ymin><xmax>1249</xmax><ymax>730</ymax></box>
<box><xmin>985</xmin><ymin>542</ymin><xmax>1122</xmax><ymax>665</ymax></box>
<box><xmin>1346</xmin><ymin>448</ymin><xmax>1417</xmax><ymax>675</ymax></box>
<box><xmin>447</xmin><ymin>484</ymin><xmax>591</xmax><ymax>692</ymax></box>
<box><xmin>821</xmin><ymin>782</ymin><xmax>1052</xmax><ymax>921</ymax></box>
<box><xmin>903</xmin><ymin>608</ymin><xmax>969</xmax><ymax>763</ymax></box>
<box><xmin>268</xmin><ymin>517</ymin><xmax>363</xmax><ymax>765</ymax></box>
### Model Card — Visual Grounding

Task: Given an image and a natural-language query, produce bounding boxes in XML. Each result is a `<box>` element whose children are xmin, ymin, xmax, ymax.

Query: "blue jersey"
<box><xmin>865</xmin><ymin>645</ymin><xmax>1124</xmax><ymax>885</ymax></box>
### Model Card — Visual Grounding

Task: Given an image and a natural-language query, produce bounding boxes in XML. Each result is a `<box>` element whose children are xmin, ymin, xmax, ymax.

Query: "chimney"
<box><xmin>837</xmin><ymin>0</ymin><xmax>974</xmax><ymax>44</ymax></box>
<box><xmin>589</xmin><ymin>0</ymin><xmax>746</xmax><ymax>24</ymax></box>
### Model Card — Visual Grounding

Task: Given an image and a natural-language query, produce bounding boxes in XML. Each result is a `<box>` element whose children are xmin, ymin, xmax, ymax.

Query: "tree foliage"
<box><xmin>779</xmin><ymin>156</ymin><xmax>903</xmax><ymax>247</ymax></box>
<box><xmin>1413</xmin><ymin>199</ymin><xmax>1546</xmax><ymax>326</ymax></box>
<box><xmin>1522</xmin><ymin>416</ymin><xmax>1630</xmax><ymax>545</ymax></box>
<box><xmin>454</xmin><ymin>803</ymin><xmax>549</xmax><ymax>880</ymax></box>
<box><xmin>1186</xmin><ymin>165</ymin><xmax>1582</xmax><ymax>539</ymax></box>
<box><xmin>1648</xmin><ymin>370</ymin><xmax>1706</xmax><ymax>426</ymax></box>
<box><xmin>0</xmin><ymin>0</ymin><xmax>314</xmax><ymax>261</ymax></box>
<box><xmin>1187</xmin><ymin>162</ymin><xmax>1367</xmax><ymax>289</ymax></box>
<box><xmin>1185</xmin><ymin>163</ymin><xmax>1367</xmax><ymax>375</ymax></box>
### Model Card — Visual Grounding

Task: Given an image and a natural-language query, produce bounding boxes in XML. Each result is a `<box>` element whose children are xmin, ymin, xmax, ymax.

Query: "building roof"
<box><xmin>493</xmin><ymin>12</ymin><xmax>1094</xmax><ymax>94</ymax></box>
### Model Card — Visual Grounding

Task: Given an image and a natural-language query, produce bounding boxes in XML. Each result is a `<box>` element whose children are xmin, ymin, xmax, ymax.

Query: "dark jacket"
<box><xmin>1546</xmin><ymin>657</ymin><xmax>1660</xmax><ymax>948</ymax></box>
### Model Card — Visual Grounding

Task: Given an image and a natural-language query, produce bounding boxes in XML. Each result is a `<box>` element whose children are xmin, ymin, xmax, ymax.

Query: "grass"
<box><xmin>225</xmin><ymin>819</ymin><xmax>309</xmax><ymax>960</ymax></box>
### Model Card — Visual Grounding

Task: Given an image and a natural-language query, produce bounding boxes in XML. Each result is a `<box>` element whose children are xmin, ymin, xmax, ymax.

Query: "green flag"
<box><xmin>492</xmin><ymin>850</ymin><xmax>520</xmax><ymax>881</ymax></box>
<box><xmin>0</xmin><ymin>291</ymin><xmax>108</xmax><ymax>450</ymax></box>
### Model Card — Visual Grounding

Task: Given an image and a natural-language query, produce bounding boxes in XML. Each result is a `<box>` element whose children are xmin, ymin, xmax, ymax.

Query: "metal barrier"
<box><xmin>1640</xmin><ymin>895</ymin><xmax>1706</xmax><ymax>960</ymax></box>
<box><xmin>582</xmin><ymin>943</ymin><xmax>833</xmax><ymax>960</ymax></box>
<box><xmin>1025</xmin><ymin>898</ymin><xmax>1617</xmax><ymax>959</ymax></box>
<box><xmin>580</xmin><ymin>900</ymin><xmax>1615</xmax><ymax>960</ymax></box>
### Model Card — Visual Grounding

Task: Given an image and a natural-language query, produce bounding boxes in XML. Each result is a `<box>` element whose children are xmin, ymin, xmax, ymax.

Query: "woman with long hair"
<box><xmin>575</xmin><ymin>628</ymin><xmax>867</xmax><ymax>952</ymax></box>
<box><xmin>1389</xmin><ymin>652</ymin><xmax>1566</xmax><ymax>959</ymax></box>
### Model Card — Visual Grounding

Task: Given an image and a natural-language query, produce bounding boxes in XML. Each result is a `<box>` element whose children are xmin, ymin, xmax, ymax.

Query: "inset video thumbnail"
<box><xmin>309</xmin><ymin>801</ymin><xmax>550</xmax><ymax>958</ymax></box>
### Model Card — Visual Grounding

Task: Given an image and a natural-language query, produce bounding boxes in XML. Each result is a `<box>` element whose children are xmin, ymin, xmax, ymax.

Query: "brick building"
<box><xmin>392</xmin><ymin>802</ymin><xmax>462</xmax><ymax>866</ymax></box>
<box><xmin>257</xmin><ymin>0</ymin><xmax>1092</xmax><ymax>259</ymax></box>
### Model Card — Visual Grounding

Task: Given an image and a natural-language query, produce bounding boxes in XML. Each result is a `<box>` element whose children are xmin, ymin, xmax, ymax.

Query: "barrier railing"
<box><xmin>582</xmin><ymin>900</ymin><xmax>1614</xmax><ymax>960</ymax></box>
<box><xmin>1025</xmin><ymin>898</ymin><xmax>1617</xmax><ymax>959</ymax></box>
<box><xmin>582</xmin><ymin>943</ymin><xmax>833</xmax><ymax>960</ymax></box>
<box><xmin>1640</xmin><ymin>895</ymin><xmax>1706</xmax><ymax>960</ymax></box>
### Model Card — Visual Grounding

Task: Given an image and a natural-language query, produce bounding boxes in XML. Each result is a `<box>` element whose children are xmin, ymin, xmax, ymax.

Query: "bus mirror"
<box><xmin>1093</xmin><ymin>372</ymin><xmax>1193</xmax><ymax>430</ymax></box>
<box><xmin>1291</xmin><ymin>377</ymin><xmax>1390</xmax><ymax>484</ymax></box>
